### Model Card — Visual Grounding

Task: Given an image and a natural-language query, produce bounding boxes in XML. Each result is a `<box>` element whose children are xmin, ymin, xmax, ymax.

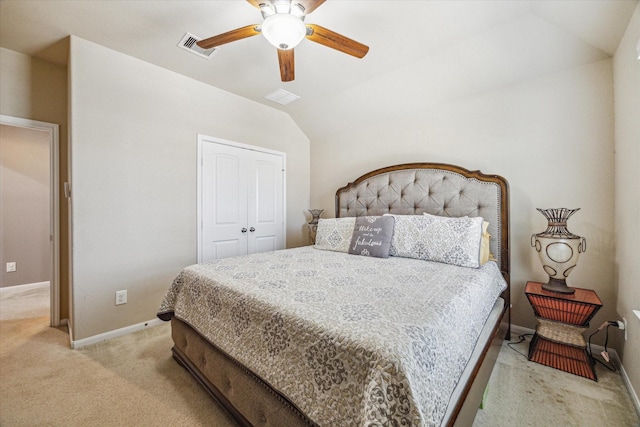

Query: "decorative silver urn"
<box><xmin>308</xmin><ymin>209</ymin><xmax>324</xmax><ymax>225</ymax></box>
<box><xmin>307</xmin><ymin>209</ymin><xmax>324</xmax><ymax>245</ymax></box>
<box><xmin>531</xmin><ymin>208</ymin><xmax>586</xmax><ymax>294</ymax></box>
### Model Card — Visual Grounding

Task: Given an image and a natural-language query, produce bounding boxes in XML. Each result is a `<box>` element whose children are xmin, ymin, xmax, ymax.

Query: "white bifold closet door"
<box><xmin>199</xmin><ymin>137</ymin><xmax>285</xmax><ymax>262</ymax></box>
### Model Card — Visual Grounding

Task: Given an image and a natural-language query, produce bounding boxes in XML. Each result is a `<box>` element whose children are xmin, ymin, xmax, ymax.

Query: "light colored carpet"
<box><xmin>1</xmin><ymin>284</ymin><xmax>638</xmax><ymax>426</ymax></box>
<box><xmin>0</xmin><ymin>282</ymin><xmax>50</xmax><ymax>321</ymax></box>
<box><xmin>473</xmin><ymin>337</ymin><xmax>640</xmax><ymax>427</ymax></box>
<box><xmin>0</xmin><ymin>316</ymin><xmax>240</xmax><ymax>427</ymax></box>
<box><xmin>0</xmin><ymin>284</ymin><xmax>239</xmax><ymax>427</ymax></box>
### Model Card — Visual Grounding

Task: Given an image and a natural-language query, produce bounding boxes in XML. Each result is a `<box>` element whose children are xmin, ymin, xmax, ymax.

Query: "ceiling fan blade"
<box><xmin>196</xmin><ymin>25</ymin><xmax>260</xmax><ymax>49</ymax></box>
<box><xmin>296</xmin><ymin>0</ymin><xmax>326</xmax><ymax>15</ymax></box>
<box><xmin>305</xmin><ymin>24</ymin><xmax>369</xmax><ymax>58</ymax></box>
<box><xmin>277</xmin><ymin>49</ymin><xmax>295</xmax><ymax>82</ymax></box>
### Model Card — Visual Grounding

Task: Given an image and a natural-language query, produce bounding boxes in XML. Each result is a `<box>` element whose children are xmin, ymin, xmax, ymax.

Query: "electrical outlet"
<box><xmin>115</xmin><ymin>290</ymin><xmax>127</xmax><ymax>305</ymax></box>
<box><xmin>6</xmin><ymin>262</ymin><xmax>16</xmax><ymax>272</ymax></box>
<box><xmin>623</xmin><ymin>317</ymin><xmax>628</xmax><ymax>341</ymax></box>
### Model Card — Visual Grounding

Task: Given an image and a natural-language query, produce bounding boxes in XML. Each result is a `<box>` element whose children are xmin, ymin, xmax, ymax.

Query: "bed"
<box><xmin>158</xmin><ymin>162</ymin><xmax>510</xmax><ymax>427</ymax></box>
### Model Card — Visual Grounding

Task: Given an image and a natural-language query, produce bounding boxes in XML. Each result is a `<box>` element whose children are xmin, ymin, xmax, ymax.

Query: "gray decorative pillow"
<box><xmin>387</xmin><ymin>213</ymin><xmax>484</xmax><ymax>268</ymax></box>
<box><xmin>348</xmin><ymin>216</ymin><xmax>395</xmax><ymax>258</ymax></box>
<box><xmin>314</xmin><ymin>217</ymin><xmax>356</xmax><ymax>253</ymax></box>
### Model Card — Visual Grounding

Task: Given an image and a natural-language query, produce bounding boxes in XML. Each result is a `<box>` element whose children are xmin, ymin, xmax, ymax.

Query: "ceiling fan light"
<box><xmin>261</xmin><ymin>14</ymin><xmax>306</xmax><ymax>50</ymax></box>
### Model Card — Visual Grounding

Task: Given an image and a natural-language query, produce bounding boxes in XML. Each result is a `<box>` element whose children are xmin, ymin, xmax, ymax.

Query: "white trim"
<box><xmin>198</xmin><ymin>134</ymin><xmax>286</xmax><ymax>157</ymax></box>
<box><xmin>70</xmin><ymin>318</ymin><xmax>164</xmax><ymax>349</ymax></box>
<box><xmin>0</xmin><ymin>115</ymin><xmax>60</xmax><ymax>327</ymax></box>
<box><xmin>196</xmin><ymin>136</ymin><xmax>204</xmax><ymax>263</ymax></box>
<box><xmin>621</xmin><ymin>363</ymin><xmax>640</xmax><ymax>418</ymax></box>
<box><xmin>66</xmin><ymin>321</ymin><xmax>74</xmax><ymax>347</ymax></box>
<box><xmin>0</xmin><ymin>281</ymin><xmax>49</xmax><ymax>294</ymax></box>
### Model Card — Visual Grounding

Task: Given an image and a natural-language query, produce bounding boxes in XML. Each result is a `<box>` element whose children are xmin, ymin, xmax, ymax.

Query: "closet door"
<box><xmin>248</xmin><ymin>150</ymin><xmax>284</xmax><ymax>254</ymax></box>
<box><xmin>199</xmin><ymin>137</ymin><xmax>285</xmax><ymax>262</ymax></box>
<box><xmin>200</xmin><ymin>142</ymin><xmax>248</xmax><ymax>261</ymax></box>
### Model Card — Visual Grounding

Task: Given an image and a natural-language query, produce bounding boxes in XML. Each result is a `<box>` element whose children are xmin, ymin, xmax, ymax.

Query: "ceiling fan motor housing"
<box><xmin>259</xmin><ymin>1</ymin><xmax>306</xmax><ymax>19</ymax></box>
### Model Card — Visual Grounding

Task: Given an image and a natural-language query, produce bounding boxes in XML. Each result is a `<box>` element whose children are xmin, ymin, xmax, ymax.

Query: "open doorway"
<box><xmin>0</xmin><ymin>115</ymin><xmax>60</xmax><ymax>326</ymax></box>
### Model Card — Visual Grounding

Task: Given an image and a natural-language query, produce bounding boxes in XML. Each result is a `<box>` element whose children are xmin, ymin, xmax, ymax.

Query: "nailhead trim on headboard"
<box><xmin>335</xmin><ymin>163</ymin><xmax>510</xmax><ymax>280</ymax></box>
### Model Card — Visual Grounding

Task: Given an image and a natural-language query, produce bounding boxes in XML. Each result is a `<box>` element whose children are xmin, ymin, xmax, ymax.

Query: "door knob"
<box><xmin>249</xmin><ymin>227</ymin><xmax>256</xmax><ymax>232</ymax></box>
<box><xmin>241</xmin><ymin>228</ymin><xmax>247</xmax><ymax>233</ymax></box>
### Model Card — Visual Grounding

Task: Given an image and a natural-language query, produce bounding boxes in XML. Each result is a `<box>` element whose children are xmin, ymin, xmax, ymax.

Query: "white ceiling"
<box><xmin>0</xmin><ymin>0</ymin><xmax>637</xmax><ymax>140</ymax></box>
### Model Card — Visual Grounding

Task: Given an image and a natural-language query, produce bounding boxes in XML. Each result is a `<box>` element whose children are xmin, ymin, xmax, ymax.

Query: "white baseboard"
<box><xmin>620</xmin><ymin>363</ymin><xmax>640</xmax><ymax>418</ymax></box>
<box><xmin>66</xmin><ymin>322</ymin><xmax>74</xmax><ymax>347</ymax></box>
<box><xmin>512</xmin><ymin>323</ymin><xmax>639</xmax><ymax>418</ymax></box>
<box><xmin>70</xmin><ymin>318</ymin><xmax>165</xmax><ymax>349</ymax></box>
<box><xmin>0</xmin><ymin>281</ymin><xmax>49</xmax><ymax>294</ymax></box>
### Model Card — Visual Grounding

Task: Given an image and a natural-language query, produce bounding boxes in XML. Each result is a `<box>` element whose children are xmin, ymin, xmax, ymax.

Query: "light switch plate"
<box><xmin>115</xmin><ymin>290</ymin><xmax>127</xmax><ymax>305</ymax></box>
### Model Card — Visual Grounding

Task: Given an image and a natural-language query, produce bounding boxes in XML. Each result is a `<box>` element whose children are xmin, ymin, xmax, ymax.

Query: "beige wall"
<box><xmin>310</xmin><ymin>59</ymin><xmax>617</xmax><ymax>337</ymax></box>
<box><xmin>0</xmin><ymin>47</ymin><xmax>69</xmax><ymax>319</ymax></box>
<box><xmin>614</xmin><ymin>3</ymin><xmax>640</xmax><ymax>407</ymax></box>
<box><xmin>0</xmin><ymin>125</ymin><xmax>50</xmax><ymax>287</ymax></box>
<box><xmin>68</xmin><ymin>36</ymin><xmax>310</xmax><ymax>340</ymax></box>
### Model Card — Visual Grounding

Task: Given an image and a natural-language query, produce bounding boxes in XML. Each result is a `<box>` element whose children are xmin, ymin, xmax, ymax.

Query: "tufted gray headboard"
<box><xmin>335</xmin><ymin>163</ymin><xmax>510</xmax><ymax>284</ymax></box>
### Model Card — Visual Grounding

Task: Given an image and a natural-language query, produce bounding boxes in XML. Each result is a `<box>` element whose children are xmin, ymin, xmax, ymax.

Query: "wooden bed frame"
<box><xmin>170</xmin><ymin>162</ymin><xmax>510</xmax><ymax>427</ymax></box>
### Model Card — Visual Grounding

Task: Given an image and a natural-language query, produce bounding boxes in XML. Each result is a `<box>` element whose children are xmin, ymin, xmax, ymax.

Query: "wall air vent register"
<box><xmin>177</xmin><ymin>33</ymin><xmax>218</xmax><ymax>59</ymax></box>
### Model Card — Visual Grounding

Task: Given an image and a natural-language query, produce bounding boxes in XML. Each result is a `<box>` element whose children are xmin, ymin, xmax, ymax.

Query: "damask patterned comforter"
<box><xmin>157</xmin><ymin>246</ymin><xmax>506</xmax><ymax>426</ymax></box>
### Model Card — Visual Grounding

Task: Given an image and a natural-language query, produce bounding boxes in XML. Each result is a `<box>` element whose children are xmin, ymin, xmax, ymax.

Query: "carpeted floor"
<box><xmin>1</xmin><ymin>284</ymin><xmax>638</xmax><ymax>426</ymax></box>
<box><xmin>473</xmin><ymin>337</ymin><xmax>640</xmax><ymax>427</ymax></box>
<box><xmin>0</xmin><ymin>283</ymin><xmax>239</xmax><ymax>427</ymax></box>
<box><xmin>0</xmin><ymin>282</ymin><xmax>51</xmax><ymax>321</ymax></box>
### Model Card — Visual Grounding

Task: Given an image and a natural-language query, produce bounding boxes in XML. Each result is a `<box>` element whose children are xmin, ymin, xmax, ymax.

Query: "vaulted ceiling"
<box><xmin>1</xmin><ymin>1</ymin><xmax>637</xmax><ymax>140</ymax></box>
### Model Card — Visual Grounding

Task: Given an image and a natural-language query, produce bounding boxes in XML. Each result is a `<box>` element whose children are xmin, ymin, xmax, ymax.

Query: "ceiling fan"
<box><xmin>196</xmin><ymin>0</ymin><xmax>369</xmax><ymax>82</ymax></box>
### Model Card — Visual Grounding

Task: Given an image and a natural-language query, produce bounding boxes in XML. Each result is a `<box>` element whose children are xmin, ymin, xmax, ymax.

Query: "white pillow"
<box><xmin>387</xmin><ymin>213</ymin><xmax>484</xmax><ymax>268</ymax></box>
<box><xmin>421</xmin><ymin>213</ymin><xmax>492</xmax><ymax>265</ymax></box>
<box><xmin>314</xmin><ymin>217</ymin><xmax>356</xmax><ymax>253</ymax></box>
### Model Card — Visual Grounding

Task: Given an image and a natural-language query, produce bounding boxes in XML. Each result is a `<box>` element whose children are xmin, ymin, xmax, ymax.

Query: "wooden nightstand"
<box><xmin>525</xmin><ymin>281</ymin><xmax>602</xmax><ymax>380</ymax></box>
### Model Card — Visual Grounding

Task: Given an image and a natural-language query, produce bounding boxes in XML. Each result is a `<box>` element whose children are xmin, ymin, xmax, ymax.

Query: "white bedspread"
<box><xmin>158</xmin><ymin>246</ymin><xmax>506</xmax><ymax>426</ymax></box>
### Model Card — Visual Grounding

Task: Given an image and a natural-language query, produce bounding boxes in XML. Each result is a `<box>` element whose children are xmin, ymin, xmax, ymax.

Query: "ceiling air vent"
<box><xmin>264</xmin><ymin>89</ymin><xmax>301</xmax><ymax>106</ymax></box>
<box><xmin>177</xmin><ymin>33</ymin><xmax>218</xmax><ymax>59</ymax></box>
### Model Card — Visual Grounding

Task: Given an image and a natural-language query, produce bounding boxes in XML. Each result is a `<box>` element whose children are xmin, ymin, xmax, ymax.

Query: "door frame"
<box><xmin>196</xmin><ymin>134</ymin><xmax>286</xmax><ymax>263</ymax></box>
<box><xmin>0</xmin><ymin>115</ymin><xmax>60</xmax><ymax>326</ymax></box>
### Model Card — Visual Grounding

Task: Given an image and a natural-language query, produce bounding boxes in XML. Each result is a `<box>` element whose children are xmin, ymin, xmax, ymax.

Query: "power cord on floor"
<box><xmin>507</xmin><ymin>333</ymin><xmax>533</xmax><ymax>358</ymax></box>
<box><xmin>587</xmin><ymin>322</ymin><xmax>618</xmax><ymax>372</ymax></box>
